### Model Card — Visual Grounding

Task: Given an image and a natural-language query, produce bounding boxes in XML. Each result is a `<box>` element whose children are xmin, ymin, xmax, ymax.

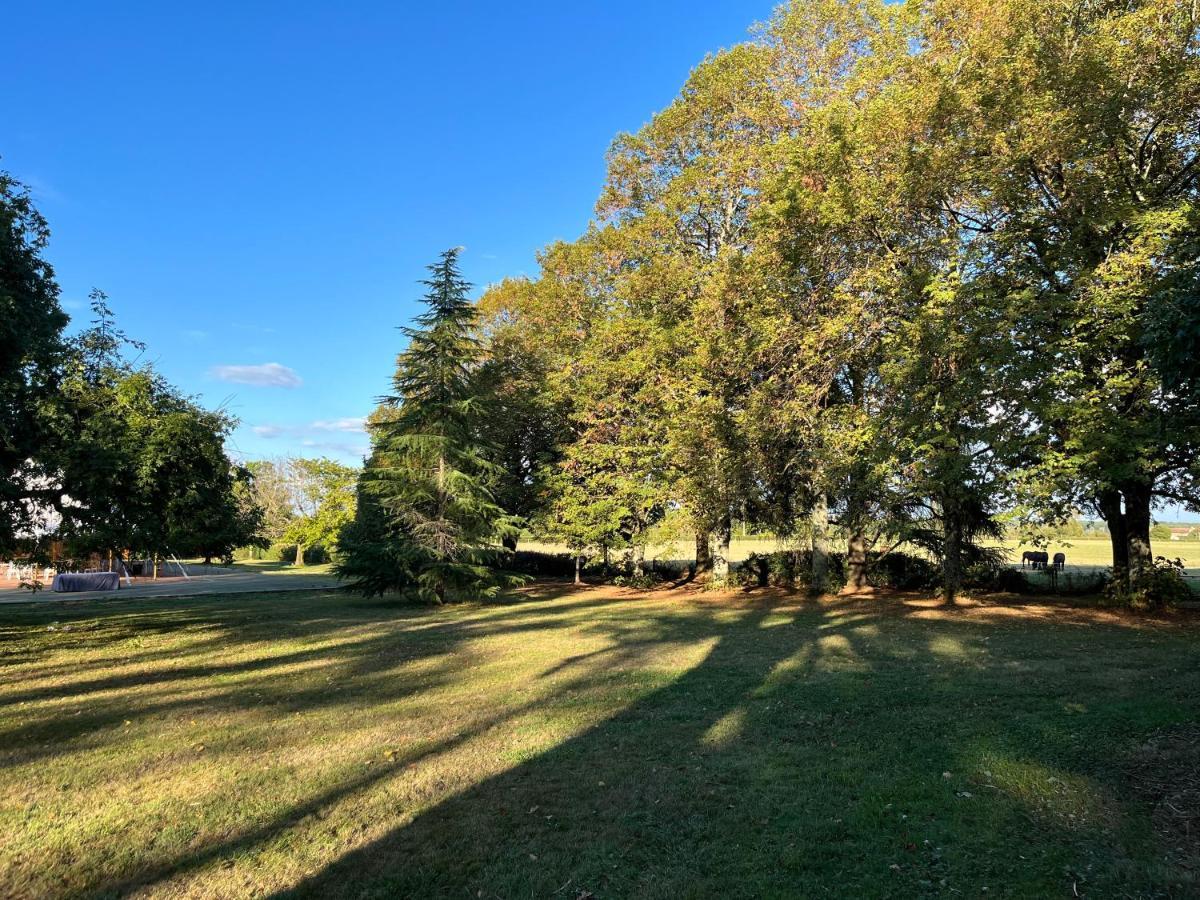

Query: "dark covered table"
<box><xmin>51</xmin><ymin>572</ymin><xmax>121</xmax><ymax>592</ymax></box>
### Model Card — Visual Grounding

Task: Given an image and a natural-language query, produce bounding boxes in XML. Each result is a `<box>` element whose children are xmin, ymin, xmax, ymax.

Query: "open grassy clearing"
<box><xmin>1</xmin><ymin>586</ymin><xmax>1197</xmax><ymax>898</ymax></box>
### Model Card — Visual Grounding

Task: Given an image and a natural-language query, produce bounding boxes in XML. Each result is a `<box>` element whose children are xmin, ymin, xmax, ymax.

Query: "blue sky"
<box><xmin>8</xmin><ymin>2</ymin><xmax>1196</xmax><ymax>524</ymax></box>
<box><xmin>6</xmin><ymin>1</ymin><xmax>774</xmax><ymax>464</ymax></box>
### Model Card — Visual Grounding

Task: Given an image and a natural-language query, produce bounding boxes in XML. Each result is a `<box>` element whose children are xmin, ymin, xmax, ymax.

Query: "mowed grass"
<box><xmin>1</xmin><ymin>586</ymin><xmax>1198</xmax><ymax>898</ymax></box>
<box><xmin>185</xmin><ymin>558</ymin><xmax>338</xmax><ymax>577</ymax></box>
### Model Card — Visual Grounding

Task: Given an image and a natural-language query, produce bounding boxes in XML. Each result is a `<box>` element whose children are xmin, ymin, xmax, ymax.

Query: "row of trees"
<box><xmin>246</xmin><ymin>457</ymin><xmax>357</xmax><ymax>565</ymax></box>
<box><xmin>344</xmin><ymin>0</ymin><xmax>1199</xmax><ymax>604</ymax></box>
<box><xmin>1</xmin><ymin>173</ymin><xmax>262</xmax><ymax>567</ymax></box>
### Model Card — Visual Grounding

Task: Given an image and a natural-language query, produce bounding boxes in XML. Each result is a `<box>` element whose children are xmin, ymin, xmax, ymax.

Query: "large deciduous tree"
<box><xmin>281</xmin><ymin>457</ymin><xmax>356</xmax><ymax>565</ymax></box>
<box><xmin>0</xmin><ymin>171</ymin><xmax>69</xmax><ymax>555</ymax></box>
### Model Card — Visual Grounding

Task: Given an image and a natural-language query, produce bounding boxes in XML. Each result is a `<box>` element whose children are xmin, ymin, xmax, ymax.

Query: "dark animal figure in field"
<box><xmin>1022</xmin><ymin>550</ymin><xmax>1049</xmax><ymax>569</ymax></box>
<box><xmin>1053</xmin><ymin>552</ymin><xmax>1065</xmax><ymax>570</ymax></box>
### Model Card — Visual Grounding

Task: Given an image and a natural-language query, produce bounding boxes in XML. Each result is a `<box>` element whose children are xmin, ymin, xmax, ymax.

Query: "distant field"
<box><xmin>520</xmin><ymin>537</ymin><xmax>1200</xmax><ymax>573</ymax></box>
<box><xmin>996</xmin><ymin>539</ymin><xmax>1199</xmax><ymax>572</ymax></box>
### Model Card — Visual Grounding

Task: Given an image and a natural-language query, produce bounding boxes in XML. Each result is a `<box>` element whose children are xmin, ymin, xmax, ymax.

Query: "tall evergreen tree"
<box><xmin>339</xmin><ymin>249</ymin><xmax>520</xmax><ymax>601</ymax></box>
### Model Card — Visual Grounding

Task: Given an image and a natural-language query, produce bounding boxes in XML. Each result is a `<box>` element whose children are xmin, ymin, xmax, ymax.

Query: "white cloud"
<box><xmin>253</xmin><ymin>425</ymin><xmax>283</xmax><ymax>438</ymax></box>
<box><xmin>211</xmin><ymin>362</ymin><xmax>302</xmax><ymax>388</ymax></box>
<box><xmin>310</xmin><ymin>417</ymin><xmax>367</xmax><ymax>433</ymax></box>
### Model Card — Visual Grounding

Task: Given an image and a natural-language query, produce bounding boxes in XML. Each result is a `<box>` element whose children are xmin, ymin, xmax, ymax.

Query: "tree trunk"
<box><xmin>711</xmin><ymin>515</ymin><xmax>732</xmax><ymax>584</ymax></box>
<box><xmin>574</xmin><ymin>553</ymin><xmax>583</xmax><ymax>586</ymax></box>
<box><xmin>1097</xmin><ymin>489</ymin><xmax>1129</xmax><ymax>580</ymax></box>
<box><xmin>941</xmin><ymin>504</ymin><xmax>963</xmax><ymax>605</ymax></box>
<box><xmin>841</xmin><ymin>530</ymin><xmax>871</xmax><ymax>594</ymax></box>
<box><xmin>153</xmin><ymin>554</ymin><xmax>159</xmax><ymax>580</ymax></box>
<box><xmin>810</xmin><ymin>494</ymin><xmax>831</xmax><ymax>594</ymax></box>
<box><xmin>502</xmin><ymin>534</ymin><xmax>518</xmax><ymax>552</ymax></box>
<box><xmin>602</xmin><ymin>543</ymin><xmax>610</xmax><ymax>576</ymax></box>
<box><xmin>632</xmin><ymin>543</ymin><xmax>645</xmax><ymax>578</ymax></box>
<box><xmin>294</xmin><ymin>543</ymin><xmax>304</xmax><ymax>567</ymax></box>
<box><xmin>1122</xmin><ymin>480</ymin><xmax>1154</xmax><ymax>581</ymax></box>
<box><xmin>694</xmin><ymin>531</ymin><xmax>712</xmax><ymax>576</ymax></box>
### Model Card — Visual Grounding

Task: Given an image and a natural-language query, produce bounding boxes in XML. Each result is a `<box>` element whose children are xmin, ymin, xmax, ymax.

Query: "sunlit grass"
<box><xmin>523</xmin><ymin>536</ymin><xmax>1200</xmax><ymax>572</ymax></box>
<box><xmin>0</xmin><ymin>586</ymin><xmax>1197</xmax><ymax>897</ymax></box>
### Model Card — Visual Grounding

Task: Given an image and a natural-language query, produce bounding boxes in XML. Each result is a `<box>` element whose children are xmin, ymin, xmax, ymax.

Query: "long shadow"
<box><xmin>9</xmin><ymin>587</ymin><xmax>1198</xmax><ymax>896</ymax></box>
<box><xmin>4</xmin><ymin>597</ymin><xmax>671</xmax><ymax>775</ymax></box>
<box><xmin>264</xmin><ymin>595</ymin><xmax>1198</xmax><ymax>898</ymax></box>
<box><xmin>55</xmin><ymin>594</ymin><xmax>767</xmax><ymax>895</ymax></box>
<box><xmin>264</xmin><ymin>598</ymin><xmax>868</xmax><ymax>897</ymax></box>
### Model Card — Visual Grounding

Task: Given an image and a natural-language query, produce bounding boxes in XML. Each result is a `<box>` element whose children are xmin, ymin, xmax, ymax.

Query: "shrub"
<box><xmin>869</xmin><ymin>553</ymin><xmax>941</xmax><ymax>590</ymax></box>
<box><xmin>1108</xmin><ymin>557</ymin><xmax>1195</xmax><ymax>609</ymax></box>
<box><xmin>736</xmin><ymin>549</ymin><xmax>845</xmax><ymax>591</ymax></box>
<box><xmin>272</xmin><ymin>543</ymin><xmax>330</xmax><ymax>565</ymax></box>
<box><xmin>990</xmin><ymin>566</ymin><xmax>1031</xmax><ymax>593</ymax></box>
<box><xmin>507</xmin><ymin>550</ymin><xmax>578</xmax><ymax>579</ymax></box>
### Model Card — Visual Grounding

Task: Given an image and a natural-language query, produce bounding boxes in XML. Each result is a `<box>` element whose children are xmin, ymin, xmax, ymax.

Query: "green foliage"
<box><xmin>0</xmin><ymin>171</ymin><xmax>69</xmax><ymax>554</ymax></box>
<box><xmin>280</xmin><ymin>457</ymin><xmax>357</xmax><ymax>563</ymax></box>
<box><xmin>51</xmin><ymin>297</ymin><xmax>258</xmax><ymax>562</ymax></box>
<box><xmin>478</xmin><ymin>0</ymin><xmax>1200</xmax><ymax>607</ymax></box>
<box><xmin>244</xmin><ymin>459</ymin><xmax>295</xmax><ymax>545</ymax></box>
<box><xmin>340</xmin><ymin>249</ymin><xmax>523</xmax><ymax>602</ymax></box>
<box><xmin>1107</xmin><ymin>557</ymin><xmax>1196</xmax><ymax>609</ymax></box>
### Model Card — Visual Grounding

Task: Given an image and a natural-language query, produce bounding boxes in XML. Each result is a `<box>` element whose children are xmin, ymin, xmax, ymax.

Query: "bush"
<box><xmin>507</xmin><ymin>550</ymin><xmax>579</xmax><ymax>579</ymax></box>
<box><xmin>990</xmin><ymin>566</ymin><xmax>1031</xmax><ymax>593</ymax></box>
<box><xmin>233</xmin><ymin>545</ymin><xmax>269</xmax><ymax>561</ymax></box>
<box><xmin>737</xmin><ymin>549</ymin><xmax>845</xmax><ymax>591</ymax></box>
<box><xmin>272</xmin><ymin>543</ymin><xmax>330</xmax><ymax>565</ymax></box>
<box><xmin>1107</xmin><ymin>557</ymin><xmax>1195</xmax><ymax>609</ymax></box>
<box><xmin>869</xmin><ymin>552</ymin><xmax>941</xmax><ymax>590</ymax></box>
<box><xmin>650</xmin><ymin>558</ymin><xmax>690</xmax><ymax>581</ymax></box>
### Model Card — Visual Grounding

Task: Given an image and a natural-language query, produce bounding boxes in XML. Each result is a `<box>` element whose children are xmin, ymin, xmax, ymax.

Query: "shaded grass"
<box><xmin>0</xmin><ymin>586</ymin><xmax>1197</xmax><ymax>897</ymax></box>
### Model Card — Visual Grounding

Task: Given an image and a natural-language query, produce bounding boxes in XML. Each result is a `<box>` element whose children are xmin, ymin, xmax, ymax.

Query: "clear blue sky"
<box><xmin>5</xmin><ymin>1</ymin><xmax>774</xmax><ymax>464</ymax></box>
<box><xmin>8</xmin><ymin>2</ymin><xmax>1196</xmax><ymax>524</ymax></box>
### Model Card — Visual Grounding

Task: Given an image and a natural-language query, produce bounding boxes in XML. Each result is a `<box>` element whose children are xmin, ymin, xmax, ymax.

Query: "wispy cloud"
<box><xmin>310</xmin><ymin>417</ymin><xmax>367</xmax><ymax>433</ymax></box>
<box><xmin>22</xmin><ymin>174</ymin><xmax>64</xmax><ymax>203</ymax></box>
<box><xmin>249</xmin><ymin>415</ymin><xmax>368</xmax><ymax>442</ymax></box>
<box><xmin>211</xmin><ymin>362</ymin><xmax>302</xmax><ymax>388</ymax></box>
<box><xmin>301</xmin><ymin>438</ymin><xmax>370</xmax><ymax>458</ymax></box>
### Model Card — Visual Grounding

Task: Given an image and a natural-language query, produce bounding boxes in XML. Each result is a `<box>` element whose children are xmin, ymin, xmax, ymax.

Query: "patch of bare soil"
<box><xmin>1127</xmin><ymin>724</ymin><xmax>1200</xmax><ymax>874</ymax></box>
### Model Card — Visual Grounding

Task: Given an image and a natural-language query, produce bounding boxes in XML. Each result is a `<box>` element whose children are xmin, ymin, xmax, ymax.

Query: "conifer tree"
<box><xmin>338</xmin><ymin>249</ymin><xmax>520</xmax><ymax>601</ymax></box>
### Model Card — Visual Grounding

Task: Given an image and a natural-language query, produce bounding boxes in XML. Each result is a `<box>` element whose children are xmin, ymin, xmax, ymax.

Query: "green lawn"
<box><xmin>1</xmin><ymin>586</ymin><xmax>1197</xmax><ymax>897</ymax></box>
<box><xmin>218</xmin><ymin>558</ymin><xmax>337</xmax><ymax>576</ymax></box>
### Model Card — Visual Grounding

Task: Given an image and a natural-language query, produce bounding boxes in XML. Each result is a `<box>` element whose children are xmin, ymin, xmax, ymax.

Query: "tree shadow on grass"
<box><xmin>7</xmin><ymin>587</ymin><xmax>1197</xmax><ymax>897</ymax></box>
<box><xmin>263</xmin><ymin>593</ymin><xmax>1198</xmax><ymax>899</ymax></box>
<box><xmin>0</xmin><ymin>587</ymin><xmax>654</xmax><ymax>770</ymax></box>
